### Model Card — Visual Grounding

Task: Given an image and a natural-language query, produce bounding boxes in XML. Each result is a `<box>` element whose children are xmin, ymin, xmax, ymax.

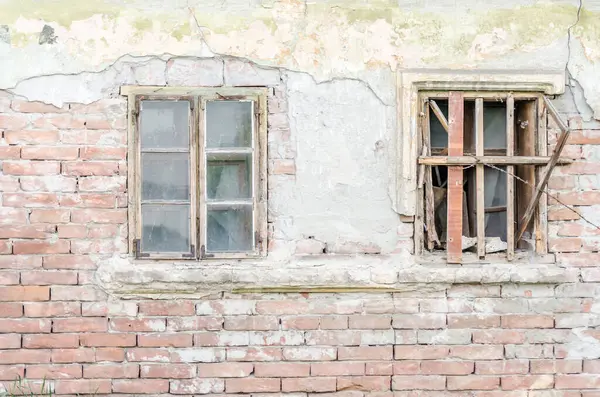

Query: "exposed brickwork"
<box><xmin>2</xmin><ymin>82</ymin><xmax>600</xmax><ymax>395</ymax></box>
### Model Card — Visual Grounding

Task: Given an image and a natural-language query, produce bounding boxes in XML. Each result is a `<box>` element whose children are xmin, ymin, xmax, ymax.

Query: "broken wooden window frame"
<box><xmin>122</xmin><ymin>86</ymin><xmax>268</xmax><ymax>260</ymax></box>
<box><xmin>415</xmin><ymin>90</ymin><xmax>571</xmax><ymax>263</ymax></box>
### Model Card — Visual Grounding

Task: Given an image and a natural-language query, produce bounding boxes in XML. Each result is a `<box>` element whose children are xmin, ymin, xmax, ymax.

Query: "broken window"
<box><xmin>128</xmin><ymin>89</ymin><xmax>267</xmax><ymax>260</ymax></box>
<box><xmin>417</xmin><ymin>91</ymin><xmax>571</xmax><ymax>263</ymax></box>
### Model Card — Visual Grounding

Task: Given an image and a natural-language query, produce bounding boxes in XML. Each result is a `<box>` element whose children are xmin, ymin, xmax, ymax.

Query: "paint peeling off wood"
<box><xmin>475</xmin><ymin>98</ymin><xmax>485</xmax><ymax>259</ymax></box>
<box><xmin>422</xmin><ymin>102</ymin><xmax>439</xmax><ymax>249</ymax></box>
<box><xmin>446</xmin><ymin>92</ymin><xmax>464</xmax><ymax>264</ymax></box>
<box><xmin>516</xmin><ymin>96</ymin><xmax>570</xmax><ymax>242</ymax></box>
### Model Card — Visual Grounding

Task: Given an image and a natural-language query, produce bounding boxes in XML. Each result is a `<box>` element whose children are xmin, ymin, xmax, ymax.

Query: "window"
<box><xmin>416</xmin><ymin>91</ymin><xmax>570</xmax><ymax>263</ymax></box>
<box><xmin>126</xmin><ymin>88</ymin><xmax>267</xmax><ymax>260</ymax></box>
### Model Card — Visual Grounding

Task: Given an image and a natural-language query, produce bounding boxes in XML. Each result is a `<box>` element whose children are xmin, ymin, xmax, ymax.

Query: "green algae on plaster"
<box><xmin>0</xmin><ymin>0</ymin><xmax>127</xmax><ymax>26</ymax></box>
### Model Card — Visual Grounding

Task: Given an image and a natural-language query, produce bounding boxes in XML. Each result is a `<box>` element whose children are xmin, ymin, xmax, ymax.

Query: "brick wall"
<box><xmin>2</xmin><ymin>80</ymin><xmax>600</xmax><ymax>395</ymax></box>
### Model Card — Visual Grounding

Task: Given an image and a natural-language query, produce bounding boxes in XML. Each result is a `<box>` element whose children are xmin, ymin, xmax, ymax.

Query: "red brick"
<box><xmin>78</xmin><ymin>176</ymin><xmax>126</xmax><ymax>192</ymax></box>
<box><xmin>0</xmin><ymin>286</ymin><xmax>49</xmax><ymax>301</ymax></box>
<box><xmin>349</xmin><ymin>315</ymin><xmax>392</xmax><ymax>329</ymax></box>
<box><xmin>0</xmin><ymin>114</ymin><xmax>29</xmax><ymax>130</ymax></box>
<box><xmin>30</xmin><ymin>209</ymin><xmax>70</xmax><ymax>223</ymax></box>
<box><xmin>23</xmin><ymin>334</ymin><xmax>78</xmax><ymax>348</ymax></box>
<box><xmin>473</xmin><ymin>329</ymin><xmax>526</xmax><ymax>344</ymax></box>
<box><xmin>321</xmin><ymin>315</ymin><xmax>349</xmax><ymax>329</ymax></box>
<box><xmin>254</xmin><ymin>362</ymin><xmax>308</xmax><ymax>377</ymax></box>
<box><xmin>51</xmin><ymin>348</ymin><xmax>95</xmax><ymax>363</ymax></box>
<box><xmin>21</xmin><ymin>270</ymin><xmax>78</xmax><ymax>285</ymax></box>
<box><xmin>4</xmin><ymin>129</ymin><xmax>59</xmax><ymax>144</ymax></box>
<box><xmin>501</xmin><ymin>374</ymin><xmax>554</xmax><ymax>390</ymax></box>
<box><xmin>13</xmin><ymin>240</ymin><xmax>69</xmax><ymax>254</ymax></box>
<box><xmin>0</xmin><ymin>270</ymin><xmax>19</xmax><ymax>284</ymax></box>
<box><xmin>451</xmin><ymin>345</ymin><xmax>504</xmax><ymax>360</ymax></box>
<box><xmin>62</xmin><ymin>161</ymin><xmax>119</xmax><ymax>176</ymax></box>
<box><xmin>531</xmin><ymin>359</ymin><xmax>582</xmax><ymax>374</ymax></box>
<box><xmin>0</xmin><ymin>146</ymin><xmax>21</xmax><ymax>159</ymax></box>
<box><xmin>167</xmin><ymin>316</ymin><xmax>222</xmax><ymax>331</ymax></box>
<box><xmin>338</xmin><ymin>346</ymin><xmax>392</xmax><ymax>361</ymax></box>
<box><xmin>51</xmin><ymin>285</ymin><xmax>107</xmax><ymax>301</ymax></box>
<box><xmin>0</xmin><ymin>365</ymin><xmax>24</xmax><ymax>380</ymax></box>
<box><xmin>57</xmin><ymin>224</ymin><xmax>87</xmax><ymax>238</ymax></box>
<box><xmin>196</xmin><ymin>363</ymin><xmax>253</xmax><ymax>378</ymax></box>
<box><xmin>86</xmin><ymin>224</ymin><xmax>120</xmax><ymax>238</ymax></box>
<box><xmin>475</xmin><ymin>360</ymin><xmax>529</xmax><ymax>375</ymax></box>
<box><xmin>224</xmin><ymin>315</ymin><xmax>278</xmax><ymax>330</ymax></box>
<box><xmin>394</xmin><ymin>345</ymin><xmax>449</xmax><ymax>360</ymax></box>
<box><xmin>136</xmin><ymin>300</ymin><xmax>194</xmax><ymax>316</ymax></box>
<box><xmin>447</xmin><ymin>375</ymin><xmax>499</xmax><ymax>390</ymax></box>
<box><xmin>80</xmin><ymin>146</ymin><xmax>126</xmax><ymax>160</ymax></box>
<box><xmin>0</xmin><ymin>208</ymin><xmax>28</xmax><ymax>225</ymax></box>
<box><xmin>255</xmin><ymin>300</ymin><xmax>309</xmax><ymax>315</ymax></box>
<box><xmin>0</xmin><ymin>334</ymin><xmax>21</xmax><ymax>349</ymax></box>
<box><xmin>336</xmin><ymin>376</ymin><xmax>390</xmax><ymax>391</ymax></box>
<box><xmin>11</xmin><ymin>100</ymin><xmax>67</xmax><ymax>113</ymax></box>
<box><xmin>447</xmin><ymin>314</ymin><xmax>500</xmax><ymax>328</ymax></box>
<box><xmin>170</xmin><ymin>378</ymin><xmax>224</xmax><ymax>394</ymax></box>
<box><xmin>366</xmin><ymin>362</ymin><xmax>393</xmax><ymax>375</ymax></box>
<box><xmin>21</xmin><ymin>146</ymin><xmax>79</xmax><ymax>160</ymax></box>
<box><xmin>0</xmin><ymin>225</ymin><xmax>54</xmax><ymax>239</ymax></box>
<box><xmin>272</xmin><ymin>159</ymin><xmax>296</xmax><ymax>175</ymax></box>
<box><xmin>33</xmin><ymin>114</ymin><xmax>85</xmax><ymax>129</ymax></box>
<box><xmin>59</xmin><ymin>193</ymin><xmax>116</xmax><ymax>208</ymax></box>
<box><xmin>52</xmin><ymin>318</ymin><xmax>107</xmax><ymax>333</ymax></box>
<box><xmin>0</xmin><ymin>303</ymin><xmax>23</xmax><ymax>317</ymax></box>
<box><xmin>226</xmin><ymin>378</ymin><xmax>281</xmax><ymax>393</ymax></box>
<box><xmin>110</xmin><ymin>318</ymin><xmax>166</xmax><ymax>332</ymax></box>
<box><xmin>54</xmin><ymin>379</ymin><xmax>111</xmax><ymax>394</ymax></box>
<box><xmin>227</xmin><ymin>347</ymin><xmax>282</xmax><ymax>362</ymax></box>
<box><xmin>282</xmin><ymin>377</ymin><xmax>335</xmax><ymax>392</ymax></box>
<box><xmin>393</xmin><ymin>375</ymin><xmax>445</xmax><ymax>390</ymax></box>
<box><xmin>24</xmin><ymin>302</ymin><xmax>80</xmax><ymax>317</ymax></box>
<box><xmin>43</xmin><ymin>255</ymin><xmax>96</xmax><ymax>271</ymax></box>
<box><xmin>311</xmin><ymin>362</ymin><xmax>365</xmax><ymax>376</ymax></box>
<box><xmin>281</xmin><ymin>315</ymin><xmax>320</xmax><ymax>330</ymax></box>
<box><xmin>0</xmin><ymin>349</ymin><xmax>50</xmax><ymax>364</ymax></box>
<box><xmin>26</xmin><ymin>364</ymin><xmax>82</xmax><ymax>379</ymax></box>
<box><xmin>71</xmin><ymin>209</ymin><xmax>126</xmax><ymax>224</ymax></box>
<box><xmin>141</xmin><ymin>363</ymin><xmax>195</xmax><ymax>379</ymax></box>
<box><xmin>556</xmin><ymin>374</ymin><xmax>600</xmax><ymax>389</ymax></box>
<box><xmin>80</xmin><ymin>333</ymin><xmax>136</xmax><ymax>347</ymax></box>
<box><xmin>112</xmin><ymin>379</ymin><xmax>169</xmax><ymax>394</ymax></box>
<box><xmin>5</xmin><ymin>193</ymin><xmax>61</xmax><ymax>208</ymax></box>
<box><xmin>83</xmin><ymin>363</ymin><xmax>139</xmax><ymax>379</ymax></box>
<box><xmin>421</xmin><ymin>360</ymin><xmax>474</xmax><ymax>375</ymax></box>
<box><xmin>392</xmin><ymin>314</ymin><xmax>446</xmax><ymax>329</ymax></box>
<box><xmin>501</xmin><ymin>315</ymin><xmax>554</xmax><ymax>328</ymax></box>
<box><xmin>2</xmin><ymin>161</ymin><xmax>59</xmax><ymax>175</ymax></box>
<box><xmin>125</xmin><ymin>348</ymin><xmax>170</xmax><ymax>362</ymax></box>
<box><xmin>95</xmin><ymin>347</ymin><xmax>124</xmax><ymax>362</ymax></box>
<box><xmin>138</xmin><ymin>333</ymin><xmax>192</xmax><ymax>347</ymax></box>
<box><xmin>549</xmin><ymin>237</ymin><xmax>583</xmax><ymax>253</ymax></box>
<box><xmin>0</xmin><ymin>175</ymin><xmax>20</xmax><ymax>192</ymax></box>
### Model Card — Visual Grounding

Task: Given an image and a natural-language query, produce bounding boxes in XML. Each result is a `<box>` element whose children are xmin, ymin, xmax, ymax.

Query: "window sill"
<box><xmin>94</xmin><ymin>253</ymin><xmax>578</xmax><ymax>298</ymax></box>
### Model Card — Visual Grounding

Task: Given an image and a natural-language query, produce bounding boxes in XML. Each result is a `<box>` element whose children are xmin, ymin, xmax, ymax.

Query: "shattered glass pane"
<box><xmin>140</xmin><ymin>101</ymin><xmax>190</xmax><ymax>149</ymax></box>
<box><xmin>484</xmin><ymin>103</ymin><xmax>507</xmax><ymax>149</ymax></box>
<box><xmin>141</xmin><ymin>205</ymin><xmax>190</xmax><ymax>252</ymax></box>
<box><xmin>207</xmin><ymin>153</ymin><xmax>252</xmax><ymax>200</ymax></box>
<box><xmin>484</xmin><ymin>167</ymin><xmax>507</xmax><ymax>241</ymax></box>
<box><xmin>207</xmin><ymin>206</ymin><xmax>253</xmax><ymax>252</ymax></box>
<box><xmin>142</xmin><ymin>153</ymin><xmax>190</xmax><ymax>201</ymax></box>
<box><xmin>206</xmin><ymin>101</ymin><xmax>252</xmax><ymax>148</ymax></box>
<box><xmin>429</xmin><ymin>100</ymin><xmax>448</xmax><ymax>149</ymax></box>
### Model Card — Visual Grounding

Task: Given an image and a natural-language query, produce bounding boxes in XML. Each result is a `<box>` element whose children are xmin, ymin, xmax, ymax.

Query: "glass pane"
<box><xmin>484</xmin><ymin>103</ymin><xmax>507</xmax><ymax>149</ymax></box>
<box><xmin>429</xmin><ymin>100</ymin><xmax>448</xmax><ymax>149</ymax></box>
<box><xmin>207</xmin><ymin>153</ymin><xmax>252</xmax><ymax>200</ymax></box>
<box><xmin>486</xmin><ymin>211</ymin><xmax>507</xmax><ymax>241</ymax></box>
<box><xmin>484</xmin><ymin>167</ymin><xmax>506</xmax><ymax>207</ymax></box>
<box><xmin>206</xmin><ymin>101</ymin><xmax>253</xmax><ymax>148</ymax></box>
<box><xmin>141</xmin><ymin>205</ymin><xmax>190</xmax><ymax>253</ymax></box>
<box><xmin>142</xmin><ymin>153</ymin><xmax>190</xmax><ymax>201</ymax></box>
<box><xmin>140</xmin><ymin>101</ymin><xmax>190</xmax><ymax>149</ymax></box>
<box><xmin>207</xmin><ymin>206</ymin><xmax>253</xmax><ymax>252</ymax></box>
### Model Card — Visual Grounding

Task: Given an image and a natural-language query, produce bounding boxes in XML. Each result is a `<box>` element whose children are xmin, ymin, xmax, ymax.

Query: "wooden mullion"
<box><xmin>447</xmin><ymin>92</ymin><xmax>464</xmax><ymax>263</ymax></box>
<box><xmin>423</xmin><ymin>100</ymin><xmax>439</xmax><ymax>250</ymax></box>
<box><xmin>535</xmin><ymin>98</ymin><xmax>548</xmax><ymax>254</ymax></box>
<box><xmin>475</xmin><ymin>98</ymin><xmax>485</xmax><ymax>259</ymax></box>
<box><xmin>506</xmin><ymin>95</ymin><xmax>515</xmax><ymax>261</ymax></box>
<box><xmin>134</xmin><ymin>96</ymin><xmax>143</xmax><ymax>257</ymax></box>
<box><xmin>198</xmin><ymin>98</ymin><xmax>207</xmax><ymax>258</ymax></box>
<box><xmin>418</xmin><ymin>156</ymin><xmax>571</xmax><ymax>166</ymax></box>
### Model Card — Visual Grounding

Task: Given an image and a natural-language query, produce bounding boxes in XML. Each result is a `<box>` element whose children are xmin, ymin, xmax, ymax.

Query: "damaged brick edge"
<box><xmin>94</xmin><ymin>255</ymin><xmax>581</xmax><ymax>299</ymax></box>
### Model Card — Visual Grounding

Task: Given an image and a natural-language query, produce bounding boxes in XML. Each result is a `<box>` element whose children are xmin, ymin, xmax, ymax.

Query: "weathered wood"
<box><xmin>516</xmin><ymin>96</ymin><xmax>570</xmax><ymax>242</ymax></box>
<box><xmin>506</xmin><ymin>95</ymin><xmax>515</xmax><ymax>261</ymax></box>
<box><xmin>422</xmin><ymin>103</ymin><xmax>439</xmax><ymax>249</ymax></box>
<box><xmin>475</xmin><ymin>98</ymin><xmax>485</xmax><ymax>259</ymax></box>
<box><xmin>535</xmin><ymin>98</ymin><xmax>549</xmax><ymax>254</ymax></box>
<box><xmin>447</xmin><ymin>92</ymin><xmax>464</xmax><ymax>263</ymax></box>
<box><xmin>418</xmin><ymin>156</ymin><xmax>572</xmax><ymax>166</ymax></box>
<box><xmin>516</xmin><ymin>100</ymin><xmax>537</xmax><ymax>248</ymax></box>
<box><xmin>429</xmin><ymin>100</ymin><xmax>449</xmax><ymax>134</ymax></box>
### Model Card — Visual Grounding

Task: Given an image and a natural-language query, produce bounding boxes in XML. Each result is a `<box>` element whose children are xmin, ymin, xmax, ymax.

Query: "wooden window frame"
<box><xmin>415</xmin><ymin>90</ymin><xmax>571</xmax><ymax>263</ymax></box>
<box><xmin>123</xmin><ymin>86</ymin><xmax>268</xmax><ymax>261</ymax></box>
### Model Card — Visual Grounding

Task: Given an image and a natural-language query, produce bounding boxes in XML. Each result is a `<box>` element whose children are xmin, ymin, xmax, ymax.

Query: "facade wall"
<box><xmin>1</xmin><ymin>0</ymin><xmax>600</xmax><ymax>395</ymax></box>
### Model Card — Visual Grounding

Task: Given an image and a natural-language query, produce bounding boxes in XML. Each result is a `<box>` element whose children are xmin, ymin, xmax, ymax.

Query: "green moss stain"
<box><xmin>346</xmin><ymin>9</ymin><xmax>392</xmax><ymax>24</ymax></box>
<box><xmin>133</xmin><ymin>17</ymin><xmax>153</xmax><ymax>32</ymax></box>
<box><xmin>171</xmin><ymin>22</ymin><xmax>191</xmax><ymax>41</ymax></box>
<box><xmin>0</xmin><ymin>0</ymin><xmax>127</xmax><ymax>26</ymax></box>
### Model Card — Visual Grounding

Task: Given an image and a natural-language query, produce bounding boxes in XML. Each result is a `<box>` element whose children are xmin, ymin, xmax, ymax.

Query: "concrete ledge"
<box><xmin>95</xmin><ymin>254</ymin><xmax>580</xmax><ymax>299</ymax></box>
